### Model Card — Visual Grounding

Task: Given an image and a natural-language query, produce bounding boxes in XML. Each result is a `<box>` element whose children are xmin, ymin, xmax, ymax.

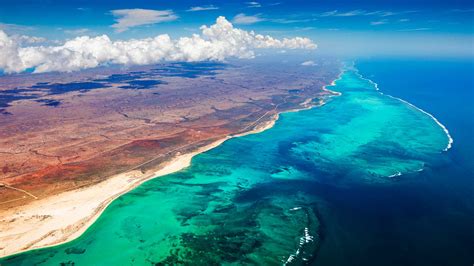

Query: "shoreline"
<box><xmin>0</xmin><ymin>90</ymin><xmax>325</xmax><ymax>258</ymax></box>
<box><xmin>0</xmin><ymin>138</ymin><xmax>228</xmax><ymax>258</ymax></box>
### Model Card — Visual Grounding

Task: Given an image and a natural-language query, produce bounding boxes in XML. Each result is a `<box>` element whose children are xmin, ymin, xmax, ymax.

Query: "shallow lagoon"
<box><xmin>2</xmin><ymin>66</ymin><xmax>450</xmax><ymax>265</ymax></box>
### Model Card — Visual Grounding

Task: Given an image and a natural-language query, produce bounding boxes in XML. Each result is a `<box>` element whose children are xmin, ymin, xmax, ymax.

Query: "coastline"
<box><xmin>0</xmin><ymin>88</ymin><xmax>330</xmax><ymax>258</ymax></box>
<box><xmin>2</xmin><ymin>63</ymin><xmax>451</xmax><ymax>261</ymax></box>
<box><xmin>0</xmin><ymin>138</ymin><xmax>228</xmax><ymax>258</ymax></box>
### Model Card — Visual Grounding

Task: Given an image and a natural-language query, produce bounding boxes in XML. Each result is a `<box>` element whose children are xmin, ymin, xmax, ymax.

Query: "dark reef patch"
<box><xmin>64</xmin><ymin>247</ymin><xmax>86</xmax><ymax>255</ymax></box>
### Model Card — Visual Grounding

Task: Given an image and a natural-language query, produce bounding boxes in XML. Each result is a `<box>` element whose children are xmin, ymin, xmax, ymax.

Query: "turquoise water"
<box><xmin>1</xmin><ymin>66</ymin><xmax>450</xmax><ymax>265</ymax></box>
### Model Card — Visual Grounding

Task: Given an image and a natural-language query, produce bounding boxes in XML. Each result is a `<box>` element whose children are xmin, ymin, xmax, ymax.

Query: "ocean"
<box><xmin>316</xmin><ymin>58</ymin><xmax>474</xmax><ymax>266</ymax></box>
<box><xmin>2</xmin><ymin>58</ymin><xmax>473</xmax><ymax>265</ymax></box>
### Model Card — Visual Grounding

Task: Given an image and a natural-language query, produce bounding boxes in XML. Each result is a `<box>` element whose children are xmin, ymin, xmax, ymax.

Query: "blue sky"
<box><xmin>0</xmin><ymin>0</ymin><xmax>473</xmax><ymax>58</ymax></box>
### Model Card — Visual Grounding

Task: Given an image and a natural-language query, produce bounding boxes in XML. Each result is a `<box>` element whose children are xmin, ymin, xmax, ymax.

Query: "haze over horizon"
<box><xmin>1</xmin><ymin>1</ymin><xmax>473</xmax><ymax>265</ymax></box>
<box><xmin>1</xmin><ymin>0</ymin><xmax>473</xmax><ymax>74</ymax></box>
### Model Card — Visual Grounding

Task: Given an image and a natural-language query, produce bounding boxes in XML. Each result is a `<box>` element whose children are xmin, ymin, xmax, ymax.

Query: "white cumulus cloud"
<box><xmin>0</xmin><ymin>30</ymin><xmax>24</xmax><ymax>72</ymax></box>
<box><xmin>11</xmin><ymin>34</ymin><xmax>47</xmax><ymax>45</ymax></box>
<box><xmin>111</xmin><ymin>9</ymin><xmax>178</xmax><ymax>32</ymax></box>
<box><xmin>0</xmin><ymin>16</ymin><xmax>316</xmax><ymax>74</ymax></box>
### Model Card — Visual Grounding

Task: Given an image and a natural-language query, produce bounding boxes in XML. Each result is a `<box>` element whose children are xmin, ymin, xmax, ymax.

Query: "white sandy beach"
<box><xmin>0</xmin><ymin>137</ymin><xmax>230</xmax><ymax>257</ymax></box>
<box><xmin>0</xmin><ymin>116</ymin><xmax>279</xmax><ymax>258</ymax></box>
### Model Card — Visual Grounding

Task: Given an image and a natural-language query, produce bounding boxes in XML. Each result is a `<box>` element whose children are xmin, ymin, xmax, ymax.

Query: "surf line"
<box><xmin>352</xmin><ymin>66</ymin><xmax>453</xmax><ymax>152</ymax></box>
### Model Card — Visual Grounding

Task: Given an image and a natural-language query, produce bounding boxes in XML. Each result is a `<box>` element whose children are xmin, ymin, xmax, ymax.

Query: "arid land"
<box><xmin>0</xmin><ymin>58</ymin><xmax>339</xmax><ymax>256</ymax></box>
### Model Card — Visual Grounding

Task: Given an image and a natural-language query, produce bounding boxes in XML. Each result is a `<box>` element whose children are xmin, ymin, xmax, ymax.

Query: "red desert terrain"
<box><xmin>0</xmin><ymin>59</ymin><xmax>339</xmax><ymax>210</ymax></box>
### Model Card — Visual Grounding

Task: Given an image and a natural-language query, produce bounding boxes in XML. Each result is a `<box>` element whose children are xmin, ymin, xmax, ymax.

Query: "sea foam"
<box><xmin>352</xmin><ymin>66</ymin><xmax>453</xmax><ymax>152</ymax></box>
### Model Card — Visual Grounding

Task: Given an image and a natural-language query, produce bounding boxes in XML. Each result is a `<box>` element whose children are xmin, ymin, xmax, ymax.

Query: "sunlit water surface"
<box><xmin>3</xmin><ymin>60</ymin><xmax>464</xmax><ymax>266</ymax></box>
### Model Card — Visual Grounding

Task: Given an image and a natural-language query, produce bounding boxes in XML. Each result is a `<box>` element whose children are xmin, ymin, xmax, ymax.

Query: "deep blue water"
<box><xmin>358</xmin><ymin>58</ymin><xmax>474</xmax><ymax>171</ymax></box>
<box><xmin>313</xmin><ymin>58</ymin><xmax>474</xmax><ymax>265</ymax></box>
<box><xmin>1</xmin><ymin>58</ymin><xmax>472</xmax><ymax>265</ymax></box>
